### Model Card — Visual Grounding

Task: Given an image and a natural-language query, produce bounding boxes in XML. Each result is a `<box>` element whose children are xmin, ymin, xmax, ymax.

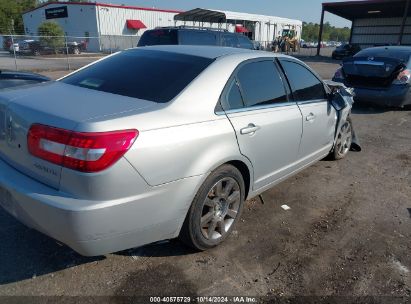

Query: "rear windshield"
<box><xmin>355</xmin><ymin>48</ymin><xmax>411</xmax><ymax>62</ymax></box>
<box><xmin>138</xmin><ymin>29</ymin><xmax>178</xmax><ymax>47</ymax></box>
<box><xmin>61</xmin><ymin>49</ymin><xmax>214</xmax><ymax>103</ymax></box>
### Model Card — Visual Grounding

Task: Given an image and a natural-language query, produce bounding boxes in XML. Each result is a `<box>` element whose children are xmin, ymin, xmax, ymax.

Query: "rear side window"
<box><xmin>280</xmin><ymin>60</ymin><xmax>326</xmax><ymax>101</ymax></box>
<box><xmin>222</xmin><ymin>79</ymin><xmax>244</xmax><ymax>110</ymax></box>
<box><xmin>179</xmin><ymin>31</ymin><xmax>217</xmax><ymax>46</ymax></box>
<box><xmin>61</xmin><ymin>49</ymin><xmax>214</xmax><ymax>103</ymax></box>
<box><xmin>221</xmin><ymin>34</ymin><xmax>238</xmax><ymax>48</ymax></box>
<box><xmin>238</xmin><ymin>35</ymin><xmax>253</xmax><ymax>49</ymax></box>
<box><xmin>137</xmin><ymin>29</ymin><xmax>178</xmax><ymax>46</ymax></box>
<box><xmin>237</xmin><ymin>60</ymin><xmax>288</xmax><ymax>108</ymax></box>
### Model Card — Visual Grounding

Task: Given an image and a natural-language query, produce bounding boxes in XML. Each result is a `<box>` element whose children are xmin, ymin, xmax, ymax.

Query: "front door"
<box><xmin>221</xmin><ymin>59</ymin><xmax>303</xmax><ymax>190</ymax></box>
<box><xmin>279</xmin><ymin>59</ymin><xmax>337</xmax><ymax>161</ymax></box>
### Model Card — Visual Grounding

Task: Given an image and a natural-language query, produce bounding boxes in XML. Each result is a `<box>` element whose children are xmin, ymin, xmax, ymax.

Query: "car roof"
<box><xmin>363</xmin><ymin>46</ymin><xmax>411</xmax><ymax>53</ymax></box>
<box><xmin>132</xmin><ymin>45</ymin><xmax>282</xmax><ymax>60</ymax></box>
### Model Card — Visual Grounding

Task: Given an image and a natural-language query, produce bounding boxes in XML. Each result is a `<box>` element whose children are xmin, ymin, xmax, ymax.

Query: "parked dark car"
<box><xmin>0</xmin><ymin>70</ymin><xmax>50</xmax><ymax>90</ymax></box>
<box><xmin>137</xmin><ymin>27</ymin><xmax>254</xmax><ymax>49</ymax></box>
<box><xmin>17</xmin><ymin>40</ymin><xmax>85</xmax><ymax>56</ymax></box>
<box><xmin>332</xmin><ymin>46</ymin><xmax>411</xmax><ymax>108</ymax></box>
<box><xmin>332</xmin><ymin>44</ymin><xmax>361</xmax><ymax>60</ymax></box>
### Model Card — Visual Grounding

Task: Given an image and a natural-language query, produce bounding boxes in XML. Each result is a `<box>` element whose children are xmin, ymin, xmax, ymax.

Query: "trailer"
<box><xmin>174</xmin><ymin>8</ymin><xmax>303</xmax><ymax>47</ymax></box>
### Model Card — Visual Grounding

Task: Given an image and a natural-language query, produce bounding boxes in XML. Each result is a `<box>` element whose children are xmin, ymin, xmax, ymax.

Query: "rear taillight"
<box><xmin>393</xmin><ymin>69</ymin><xmax>411</xmax><ymax>85</ymax></box>
<box><xmin>28</xmin><ymin>124</ymin><xmax>138</xmax><ymax>173</ymax></box>
<box><xmin>334</xmin><ymin>67</ymin><xmax>345</xmax><ymax>79</ymax></box>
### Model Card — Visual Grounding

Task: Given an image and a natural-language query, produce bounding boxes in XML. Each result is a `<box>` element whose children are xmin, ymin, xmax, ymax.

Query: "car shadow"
<box><xmin>115</xmin><ymin>239</ymin><xmax>197</xmax><ymax>259</ymax></box>
<box><xmin>0</xmin><ymin>206</ymin><xmax>196</xmax><ymax>285</ymax></box>
<box><xmin>0</xmin><ymin>208</ymin><xmax>104</xmax><ymax>285</ymax></box>
<box><xmin>408</xmin><ymin>208</ymin><xmax>411</xmax><ymax>218</ymax></box>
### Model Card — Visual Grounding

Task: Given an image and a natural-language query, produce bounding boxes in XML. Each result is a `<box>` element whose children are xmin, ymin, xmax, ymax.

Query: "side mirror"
<box><xmin>329</xmin><ymin>91</ymin><xmax>347</xmax><ymax>111</ymax></box>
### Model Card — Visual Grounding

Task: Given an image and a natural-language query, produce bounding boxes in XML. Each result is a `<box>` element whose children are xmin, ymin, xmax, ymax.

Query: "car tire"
<box><xmin>331</xmin><ymin>117</ymin><xmax>353</xmax><ymax>160</ymax></box>
<box><xmin>33</xmin><ymin>49</ymin><xmax>40</xmax><ymax>56</ymax></box>
<box><xmin>179</xmin><ymin>164</ymin><xmax>245</xmax><ymax>251</ymax></box>
<box><xmin>73</xmin><ymin>47</ymin><xmax>80</xmax><ymax>55</ymax></box>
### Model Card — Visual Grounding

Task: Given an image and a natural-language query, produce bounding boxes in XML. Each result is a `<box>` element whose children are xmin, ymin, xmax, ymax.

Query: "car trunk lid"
<box><xmin>342</xmin><ymin>56</ymin><xmax>405</xmax><ymax>88</ymax></box>
<box><xmin>0</xmin><ymin>81</ymin><xmax>156</xmax><ymax>189</ymax></box>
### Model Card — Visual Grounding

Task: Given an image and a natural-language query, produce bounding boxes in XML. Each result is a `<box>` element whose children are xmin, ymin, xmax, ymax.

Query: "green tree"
<box><xmin>38</xmin><ymin>21</ymin><xmax>64</xmax><ymax>52</ymax></box>
<box><xmin>302</xmin><ymin>21</ymin><xmax>351</xmax><ymax>42</ymax></box>
<box><xmin>0</xmin><ymin>0</ymin><xmax>38</xmax><ymax>34</ymax></box>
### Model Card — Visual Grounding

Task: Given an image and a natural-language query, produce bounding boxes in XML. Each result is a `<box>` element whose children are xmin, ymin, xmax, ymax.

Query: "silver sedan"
<box><xmin>0</xmin><ymin>46</ymin><xmax>357</xmax><ymax>256</ymax></box>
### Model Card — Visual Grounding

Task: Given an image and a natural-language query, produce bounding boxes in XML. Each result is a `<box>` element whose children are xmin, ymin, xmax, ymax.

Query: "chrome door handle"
<box><xmin>306</xmin><ymin>113</ymin><xmax>316</xmax><ymax>121</ymax></box>
<box><xmin>240</xmin><ymin>123</ymin><xmax>260</xmax><ymax>135</ymax></box>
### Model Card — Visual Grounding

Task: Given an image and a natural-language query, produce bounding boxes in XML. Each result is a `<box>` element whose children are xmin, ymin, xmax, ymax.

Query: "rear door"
<box><xmin>279</xmin><ymin>59</ymin><xmax>336</xmax><ymax>162</ymax></box>
<box><xmin>237</xmin><ymin>35</ymin><xmax>253</xmax><ymax>49</ymax></box>
<box><xmin>221</xmin><ymin>33</ymin><xmax>239</xmax><ymax>48</ymax></box>
<box><xmin>179</xmin><ymin>30</ymin><xmax>218</xmax><ymax>46</ymax></box>
<box><xmin>221</xmin><ymin>59</ymin><xmax>303</xmax><ymax>190</ymax></box>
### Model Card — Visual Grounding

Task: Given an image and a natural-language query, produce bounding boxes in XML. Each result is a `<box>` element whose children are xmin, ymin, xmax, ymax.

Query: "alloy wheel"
<box><xmin>336</xmin><ymin>121</ymin><xmax>352</xmax><ymax>157</ymax></box>
<box><xmin>200</xmin><ymin>177</ymin><xmax>241</xmax><ymax>240</ymax></box>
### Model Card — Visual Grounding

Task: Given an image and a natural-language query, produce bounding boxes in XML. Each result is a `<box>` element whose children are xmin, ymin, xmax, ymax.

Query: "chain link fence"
<box><xmin>0</xmin><ymin>34</ymin><xmax>141</xmax><ymax>72</ymax></box>
<box><xmin>0</xmin><ymin>34</ymin><xmax>335</xmax><ymax>73</ymax></box>
<box><xmin>258</xmin><ymin>40</ymin><xmax>335</xmax><ymax>57</ymax></box>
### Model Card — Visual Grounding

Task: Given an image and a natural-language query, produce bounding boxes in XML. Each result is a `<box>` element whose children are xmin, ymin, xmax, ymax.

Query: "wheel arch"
<box><xmin>203</xmin><ymin>156</ymin><xmax>254</xmax><ymax>201</ymax></box>
<box><xmin>225</xmin><ymin>160</ymin><xmax>251</xmax><ymax>200</ymax></box>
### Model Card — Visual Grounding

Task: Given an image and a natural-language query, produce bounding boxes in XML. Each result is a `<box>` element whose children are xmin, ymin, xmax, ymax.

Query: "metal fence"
<box><xmin>0</xmin><ymin>34</ymin><xmax>335</xmax><ymax>73</ymax></box>
<box><xmin>0</xmin><ymin>34</ymin><xmax>140</xmax><ymax>72</ymax></box>
<box><xmin>259</xmin><ymin>41</ymin><xmax>335</xmax><ymax>57</ymax></box>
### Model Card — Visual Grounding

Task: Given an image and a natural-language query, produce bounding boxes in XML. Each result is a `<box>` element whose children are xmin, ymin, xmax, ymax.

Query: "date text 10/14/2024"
<box><xmin>149</xmin><ymin>296</ymin><xmax>258</xmax><ymax>303</ymax></box>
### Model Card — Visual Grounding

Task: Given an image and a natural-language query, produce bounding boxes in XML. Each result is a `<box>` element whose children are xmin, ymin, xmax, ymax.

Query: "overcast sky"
<box><xmin>103</xmin><ymin>0</ymin><xmax>352</xmax><ymax>27</ymax></box>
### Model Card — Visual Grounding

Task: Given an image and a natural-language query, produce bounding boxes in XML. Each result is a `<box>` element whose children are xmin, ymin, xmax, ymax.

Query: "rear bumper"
<box><xmin>0</xmin><ymin>158</ymin><xmax>202</xmax><ymax>256</ymax></box>
<box><xmin>332</xmin><ymin>79</ymin><xmax>411</xmax><ymax>107</ymax></box>
<box><xmin>353</xmin><ymin>85</ymin><xmax>411</xmax><ymax>107</ymax></box>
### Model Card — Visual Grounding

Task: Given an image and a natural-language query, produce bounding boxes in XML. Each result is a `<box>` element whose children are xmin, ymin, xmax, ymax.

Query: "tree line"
<box><xmin>302</xmin><ymin>21</ymin><xmax>351</xmax><ymax>42</ymax></box>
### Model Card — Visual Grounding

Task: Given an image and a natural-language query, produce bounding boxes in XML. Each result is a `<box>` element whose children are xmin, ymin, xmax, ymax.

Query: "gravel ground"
<box><xmin>0</xmin><ymin>60</ymin><xmax>410</xmax><ymax>301</ymax></box>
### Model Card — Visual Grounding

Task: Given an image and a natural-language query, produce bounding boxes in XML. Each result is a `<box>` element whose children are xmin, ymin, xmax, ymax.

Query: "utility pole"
<box><xmin>317</xmin><ymin>7</ymin><xmax>325</xmax><ymax>56</ymax></box>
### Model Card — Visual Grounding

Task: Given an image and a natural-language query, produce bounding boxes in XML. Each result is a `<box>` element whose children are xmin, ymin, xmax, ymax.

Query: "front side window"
<box><xmin>61</xmin><ymin>49</ymin><xmax>214</xmax><ymax>103</ymax></box>
<box><xmin>237</xmin><ymin>60</ymin><xmax>288</xmax><ymax>108</ymax></box>
<box><xmin>280</xmin><ymin>60</ymin><xmax>326</xmax><ymax>101</ymax></box>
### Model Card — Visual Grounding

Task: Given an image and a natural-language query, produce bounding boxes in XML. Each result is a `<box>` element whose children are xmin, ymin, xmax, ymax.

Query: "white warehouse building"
<box><xmin>23</xmin><ymin>1</ymin><xmax>302</xmax><ymax>52</ymax></box>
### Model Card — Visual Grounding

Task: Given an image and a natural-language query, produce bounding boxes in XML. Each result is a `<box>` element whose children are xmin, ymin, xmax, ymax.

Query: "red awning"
<box><xmin>126</xmin><ymin>20</ymin><xmax>147</xmax><ymax>30</ymax></box>
<box><xmin>235</xmin><ymin>25</ymin><xmax>249</xmax><ymax>33</ymax></box>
